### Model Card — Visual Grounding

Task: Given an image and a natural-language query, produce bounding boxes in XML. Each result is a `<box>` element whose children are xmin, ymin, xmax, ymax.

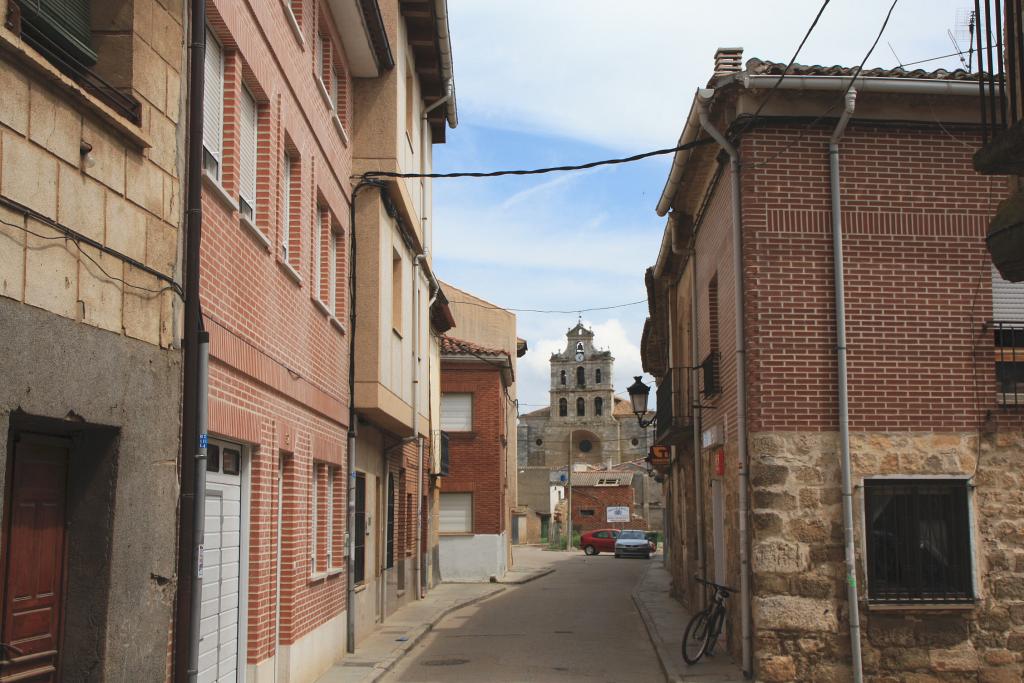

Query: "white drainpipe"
<box><xmin>829</xmin><ymin>88</ymin><xmax>864</xmax><ymax>683</ymax></box>
<box><xmin>696</xmin><ymin>88</ymin><xmax>752</xmax><ymax>678</ymax></box>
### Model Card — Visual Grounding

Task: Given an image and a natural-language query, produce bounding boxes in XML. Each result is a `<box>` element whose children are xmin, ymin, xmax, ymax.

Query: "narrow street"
<box><xmin>383</xmin><ymin>548</ymin><xmax>664</xmax><ymax>683</ymax></box>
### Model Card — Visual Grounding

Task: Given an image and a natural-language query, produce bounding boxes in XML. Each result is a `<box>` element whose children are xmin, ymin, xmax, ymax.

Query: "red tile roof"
<box><xmin>440</xmin><ymin>336</ymin><xmax>508</xmax><ymax>358</ymax></box>
<box><xmin>743</xmin><ymin>58</ymin><xmax>980</xmax><ymax>82</ymax></box>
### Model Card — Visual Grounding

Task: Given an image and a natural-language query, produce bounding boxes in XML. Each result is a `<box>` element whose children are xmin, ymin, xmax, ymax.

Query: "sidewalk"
<box><xmin>314</xmin><ymin>583</ymin><xmax>505</xmax><ymax>683</ymax></box>
<box><xmin>632</xmin><ymin>562</ymin><xmax>746</xmax><ymax>683</ymax></box>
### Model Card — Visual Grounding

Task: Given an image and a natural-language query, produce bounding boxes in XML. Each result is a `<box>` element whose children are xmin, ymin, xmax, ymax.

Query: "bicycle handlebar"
<box><xmin>693</xmin><ymin>576</ymin><xmax>737</xmax><ymax>593</ymax></box>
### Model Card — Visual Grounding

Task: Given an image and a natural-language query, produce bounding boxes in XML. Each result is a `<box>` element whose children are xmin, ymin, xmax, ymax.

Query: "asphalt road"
<box><xmin>382</xmin><ymin>551</ymin><xmax>664</xmax><ymax>683</ymax></box>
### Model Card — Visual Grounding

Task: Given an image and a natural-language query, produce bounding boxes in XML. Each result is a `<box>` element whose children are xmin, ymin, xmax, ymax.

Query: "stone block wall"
<box><xmin>749</xmin><ymin>429</ymin><xmax>1024</xmax><ymax>682</ymax></box>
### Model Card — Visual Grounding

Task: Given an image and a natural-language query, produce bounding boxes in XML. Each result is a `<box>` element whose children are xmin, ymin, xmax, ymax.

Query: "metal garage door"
<box><xmin>198</xmin><ymin>441</ymin><xmax>246</xmax><ymax>683</ymax></box>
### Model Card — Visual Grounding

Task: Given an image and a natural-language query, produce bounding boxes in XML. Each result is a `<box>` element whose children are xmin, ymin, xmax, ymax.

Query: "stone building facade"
<box><xmin>0</xmin><ymin>0</ymin><xmax>187</xmax><ymax>680</ymax></box>
<box><xmin>517</xmin><ymin>323</ymin><xmax>654</xmax><ymax>541</ymax></box>
<box><xmin>643</xmin><ymin>50</ymin><xmax>1024</xmax><ymax>681</ymax></box>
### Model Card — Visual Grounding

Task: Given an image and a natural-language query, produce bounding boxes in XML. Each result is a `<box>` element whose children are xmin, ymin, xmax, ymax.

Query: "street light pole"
<box><xmin>566</xmin><ymin>430</ymin><xmax>573</xmax><ymax>551</ymax></box>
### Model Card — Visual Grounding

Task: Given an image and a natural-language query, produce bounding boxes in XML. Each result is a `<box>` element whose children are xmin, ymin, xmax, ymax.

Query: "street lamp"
<box><xmin>627</xmin><ymin>376</ymin><xmax>657</xmax><ymax>428</ymax></box>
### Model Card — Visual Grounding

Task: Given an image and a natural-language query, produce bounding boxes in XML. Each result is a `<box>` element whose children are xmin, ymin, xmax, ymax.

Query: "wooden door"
<box><xmin>0</xmin><ymin>438</ymin><xmax>69</xmax><ymax>682</ymax></box>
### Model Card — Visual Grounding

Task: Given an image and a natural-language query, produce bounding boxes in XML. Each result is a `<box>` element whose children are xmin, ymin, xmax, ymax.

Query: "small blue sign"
<box><xmin>199</xmin><ymin>433</ymin><xmax>208</xmax><ymax>449</ymax></box>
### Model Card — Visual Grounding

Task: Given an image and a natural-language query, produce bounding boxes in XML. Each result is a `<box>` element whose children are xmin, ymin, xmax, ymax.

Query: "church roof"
<box><xmin>522</xmin><ymin>406</ymin><xmax>550</xmax><ymax>418</ymax></box>
<box><xmin>566</xmin><ymin>322</ymin><xmax>594</xmax><ymax>337</ymax></box>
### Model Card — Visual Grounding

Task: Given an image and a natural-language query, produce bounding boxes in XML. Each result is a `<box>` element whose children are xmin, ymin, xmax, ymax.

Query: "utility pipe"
<box><xmin>829</xmin><ymin>88</ymin><xmax>865</xmax><ymax>683</ymax></box>
<box><xmin>187</xmin><ymin>332</ymin><xmax>210</xmax><ymax>682</ymax></box>
<box><xmin>413</xmin><ymin>254</ymin><xmax>425</xmax><ymax>598</ymax></box>
<box><xmin>690</xmin><ymin>250</ymin><xmax>707</xmax><ymax>610</ymax></box>
<box><xmin>696</xmin><ymin>88</ymin><xmax>752</xmax><ymax>678</ymax></box>
<box><xmin>175</xmin><ymin>0</ymin><xmax>206</xmax><ymax>678</ymax></box>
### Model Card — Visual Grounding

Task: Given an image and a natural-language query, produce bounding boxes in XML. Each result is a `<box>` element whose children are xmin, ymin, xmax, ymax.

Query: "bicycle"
<box><xmin>681</xmin><ymin>576</ymin><xmax>735</xmax><ymax>665</ymax></box>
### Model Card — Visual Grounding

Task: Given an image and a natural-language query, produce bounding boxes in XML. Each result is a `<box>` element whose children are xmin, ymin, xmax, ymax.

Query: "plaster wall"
<box><xmin>439</xmin><ymin>533</ymin><xmax>508</xmax><ymax>582</ymax></box>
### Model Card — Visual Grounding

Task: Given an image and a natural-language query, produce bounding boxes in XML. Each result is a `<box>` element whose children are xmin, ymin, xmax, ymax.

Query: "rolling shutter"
<box><xmin>238</xmin><ymin>87</ymin><xmax>258</xmax><ymax>217</ymax></box>
<box><xmin>441</xmin><ymin>393</ymin><xmax>472</xmax><ymax>431</ymax></box>
<box><xmin>993</xmin><ymin>266</ymin><xmax>1024</xmax><ymax>321</ymax></box>
<box><xmin>203</xmin><ymin>30</ymin><xmax>224</xmax><ymax>176</ymax></box>
<box><xmin>440</xmin><ymin>493</ymin><xmax>472</xmax><ymax>533</ymax></box>
<box><xmin>281</xmin><ymin>154</ymin><xmax>292</xmax><ymax>259</ymax></box>
<box><xmin>19</xmin><ymin>0</ymin><xmax>97</xmax><ymax>67</ymax></box>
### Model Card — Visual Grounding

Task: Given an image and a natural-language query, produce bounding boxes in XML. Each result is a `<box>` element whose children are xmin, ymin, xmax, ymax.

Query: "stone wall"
<box><xmin>749</xmin><ymin>429</ymin><xmax>1024</xmax><ymax>682</ymax></box>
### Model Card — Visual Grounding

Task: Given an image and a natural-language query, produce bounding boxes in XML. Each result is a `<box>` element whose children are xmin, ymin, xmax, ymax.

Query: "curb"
<box><xmin>498</xmin><ymin>568</ymin><xmax>555</xmax><ymax>584</ymax></box>
<box><xmin>365</xmin><ymin>586</ymin><xmax>507</xmax><ymax>682</ymax></box>
<box><xmin>632</xmin><ymin>563</ymin><xmax>674</xmax><ymax>683</ymax></box>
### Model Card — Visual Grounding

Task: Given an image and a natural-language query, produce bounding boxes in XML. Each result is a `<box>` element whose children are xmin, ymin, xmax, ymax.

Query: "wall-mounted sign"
<box><xmin>714</xmin><ymin>448</ymin><xmax>726</xmax><ymax>477</ymax></box>
<box><xmin>607</xmin><ymin>506</ymin><xmax>630</xmax><ymax>523</ymax></box>
<box><xmin>649</xmin><ymin>446</ymin><xmax>670</xmax><ymax>468</ymax></box>
<box><xmin>702</xmin><ymin>425</ymin><xmax>723</xmax><ymax>449</ymax></box>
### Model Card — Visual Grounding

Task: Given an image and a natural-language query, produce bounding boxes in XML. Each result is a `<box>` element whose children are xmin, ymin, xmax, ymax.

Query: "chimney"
<box><xmin>714</xmin><ymin>47</ymin><xmax>744</xmax><ymax>76</ymax></box>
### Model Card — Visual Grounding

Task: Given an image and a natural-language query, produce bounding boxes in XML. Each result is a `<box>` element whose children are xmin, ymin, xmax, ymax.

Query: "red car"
<box><xmin>581</xmin><ymin>529</ymin><xmax>620</xmax><ymax>555</ymax></box>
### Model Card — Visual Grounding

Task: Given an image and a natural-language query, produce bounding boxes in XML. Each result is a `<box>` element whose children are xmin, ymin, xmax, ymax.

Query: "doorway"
<box><xmin>0</xmin><ymin>436</ymin><xmax>69</xmax><ymax>682</ymax></box>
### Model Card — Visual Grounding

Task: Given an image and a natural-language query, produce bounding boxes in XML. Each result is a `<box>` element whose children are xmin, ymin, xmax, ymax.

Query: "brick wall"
<box><xmin>570</xmin><ymin>485</ymin><xmax>646</xmax><ymax>532</ymax></box>
<box><xmin>441</xmin><ymin>362</ymin><xmax>507</xmax><ymax>535</ymax></box>
<box><xmin>202</xmin><ymin>0</ymin><xmax>356</xmax><ymax>668</ymax></box>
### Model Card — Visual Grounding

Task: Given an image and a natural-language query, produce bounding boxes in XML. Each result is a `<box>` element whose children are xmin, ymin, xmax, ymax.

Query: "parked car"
<box><xmin>581</xmin><ymin>529</ymin><xmax>620</xmax><ymax>555</ymax></box>
<box><xmin>615</xmin><ymin>530</ymin><xmax>652</xmax><ymax>559</ymax></box>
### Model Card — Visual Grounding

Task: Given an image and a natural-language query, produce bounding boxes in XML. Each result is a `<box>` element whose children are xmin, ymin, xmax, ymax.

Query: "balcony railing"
<box><xmin>974</xmin><ymin>1</ymin><xmax>1024</xmax><ymax>173</ymax></box>
<box><xmin>995</xmin><ymin>321</ymin><xmax>1024</xmax><ymax>407</ymax></box>
<box><xmin>439</xmin><ymin>431</ymin><xmax>450</xmax><ymax>476</ymax></box>
<box><xmin>655</xmin><ymin>366</ymin><xmax>695</xmax><ymax>445</ymax></box>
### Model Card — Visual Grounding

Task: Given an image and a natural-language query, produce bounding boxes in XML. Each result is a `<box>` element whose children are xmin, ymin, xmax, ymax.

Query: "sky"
<box><xmin>430</xmin><ymin>0</ymin><xmax>978</xmax><ymax>412</ymax></box>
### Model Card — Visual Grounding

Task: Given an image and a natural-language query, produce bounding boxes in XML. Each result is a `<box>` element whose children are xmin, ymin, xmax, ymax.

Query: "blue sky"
<box><xmin>431</xmin><ymin>0</ymin><xmax>978</xmax><ymax>409</ymax></box>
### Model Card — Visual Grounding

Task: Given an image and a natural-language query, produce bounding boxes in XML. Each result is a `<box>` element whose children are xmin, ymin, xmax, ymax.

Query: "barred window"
<box><xmin>865</xmin><ymin>479</ymin><xmax>973</xmax><ymax>604</ymax></box>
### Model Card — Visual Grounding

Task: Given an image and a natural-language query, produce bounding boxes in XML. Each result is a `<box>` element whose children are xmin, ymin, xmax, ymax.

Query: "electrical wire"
<box><xmin>0</xmin><ymin>216</ymin><xmax>181</xmax><ymax>297</ymax></box>
<box><xmin>842</xmin><ymin>0</ymin><xmax>901</xmax><ymax>101</ymax></box>
<box><xmin>448</xmin><ymin>298</ymin><xmax>647</xmax><ymax>314</ymax></box>
<box><xmin>357</xmin><ymin>139</ymin><xmax>715</xmax><ymax>181</ymax></box>
<box><xmin>731</xmin><ymin>0</ymin><xmax>833</xmax><ymax>140</ymax></box>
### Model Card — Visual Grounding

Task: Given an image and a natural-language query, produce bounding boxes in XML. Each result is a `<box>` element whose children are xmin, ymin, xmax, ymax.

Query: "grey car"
<box><xmin>614</xmin><ymin>530</ymin><xmax>651</xmax><ymax>559</ymax></box>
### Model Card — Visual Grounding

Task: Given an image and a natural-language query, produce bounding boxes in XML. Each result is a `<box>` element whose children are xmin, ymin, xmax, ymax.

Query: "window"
<box><xmin>993</xmin><ymin>267</ymin><xmax>1024</xmax><ymax>406</ymax></box>
<box><xmin>576</xmin><ymin>397</ymin><xmax>585</xmax><ymax>417</ymax></box>
<box><xmin>316</xmin><ymin>31</ymin><xmax>326</xmax><ymax>86</ymax></box>
<box><xmin>535</xmin><ymin>438</ymin><xmax>543</xmax><ymax>446</ymax></box>
<box><xmin>404</xmin><ymin>61</ymin><xmax>414</xmax><ymax>142</ymax></box>
<box><xmin>310</xmin><ymin>463</ymin><xmax>318</xmax><ymax>573</ymax></box>
<box><xmin>576</xmin><ymin>342</ymin><xmax>584</xmax><ymax>355</ymax></box>
<box><xmin>579</xmin><ymin>440</ymin><xmax>592</xmax><ymax>453</ymax></box>
<box><xmin>580</xmin><ymin>509</ymin><xmax>595</xmax><ymax>517</ymax></box>
<box><xmin>560</xmin><ymin>370</ymin><xmax>566</xmax><ymax>386</ymax></box>
<box><xmin>203</xmin><ymin>29</ymin><xmax>224</xmax><ymax>180</ymax></box>
<box><xmin>281</xmin><ymin>152</ymin><xmax>295</xmax><ymax>262</ymax></box>
<box><xmin>238</xmin><ymin>86</ymin><xmax>258</xmax><ymax>222</ymax></box>
<box><xmin>326</xmin><ymin>466</ymin><xmax>336</xmax><ymax>569</ymax></box>
<box><xmin>576</xmin><ymin>367</ymin><xmax>585</xmax><ymax>386</ymax></box>
<box><xmin>312</xmin><ymin>204</ymin><xmax>323</xmax><ymax>294</ymax></box>
<box><xmin>596</xmin><ymin>368</ymin><xmax>602</xmax><ymax>384</ymax></box>
<box><xmin>328</xmin><ymin>226</ymin><xmax>339</xmax><ymax>315</ymax></box>
<box><xmin>594</xmin><ymin>397</ymin><xmax>603</xmax><ymax>416</ymax></box>
<box><xmin>440</xmin><ymin>493</ymin><xmax>472</xmax><ymax>533</ymax></box>
<box><xmin>559</xmin><ymin>398</ymin><xmax>567</xmax><ymax>417</ymax></box>
<box><xmin>441</xmin><ymin>393</ymin><xmax>473</xmax><ymax>431</ymax></box>
<box><xmin>865</xmin><ymin>479</ymin><xmax>973</xmax><ymax>604</ymax></box>
<box><xmin>391</xmin><ymin>249</ymin><xmax>403</xmax><ymax>333</ymax></box>
<box><xmin>18</xmin><ymin>0</ymin><xmax>96</xmax><ymax>67</ymax></box>
<box><xmin>354</xmin><ymin>472</ymin><xmax>366</xmax><ymax>583</ymax></box>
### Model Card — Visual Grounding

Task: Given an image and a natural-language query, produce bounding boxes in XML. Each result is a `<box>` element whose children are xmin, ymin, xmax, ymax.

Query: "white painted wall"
<box><xmin>439</xmin><ymin>533</ymin><xmax>508</xmax><ymax>582</ymax></box>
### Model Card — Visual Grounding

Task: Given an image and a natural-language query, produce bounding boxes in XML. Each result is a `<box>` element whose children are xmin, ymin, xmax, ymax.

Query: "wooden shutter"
<box><xmin>441</xmin><ymin>393</ymin><xmax>472</xmax><ymax>431</ymax></box>
<box><xmin>203</xmin><ymin>29</ymin><xmax>224</xmax><ymax>175</ymax></box>
<box><xmin>238</xmin><ymin>86</ymin><xmax>258</xmax><ymax>216</ymax></box>
<box><xmin>993</xmin><ymin>266</ymin><xmax>1024</xmax><ymax>321</ymax></box>
<box><xmin>440</xmin><ymin>493</ymin><xmax>472</xmax><ymax>533</ymax></box>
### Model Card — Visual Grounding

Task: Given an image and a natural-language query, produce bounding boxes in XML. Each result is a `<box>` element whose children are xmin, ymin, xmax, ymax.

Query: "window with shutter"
<box><xmin>281</xmin><ymin>153</ymin><xmax>292</xmax><ymax>261</ymax></box>
<box><xmin>993</xmin><ymin>266</ymin><xmax>1024</xmax><ymax>322</ymax></box>
<box><xmin>328</xmin><ymin>227</ymin><xmax>338</xmax><ymax>313</ymax></box>
<box><xmin>440</xmin><ymin>493</ymin><xmax>472</xmax><ymax>533</ymax></box>
<box><xmin>310</xmin><ymin>464</ymin><xmax>318</xmax><ymax>574</ymax></box>
<box><xmin>238</xmin><ymin>87</ymin><xmax>258</xmax><ymax>222</ymax></box>
<box><xmin>18</xmin><ymin>0</ymin><xmax>97</xmax><ymax>67</ymax></box>
<box><xmin>329</xmin><ymin>63</ymin><xmax>339</xmax><ymax>111</ymax></box>
<box><xmin>441</xmin><ymin>393</ymin><xmax>473</xmax><ymax>432</ymax></box>
<box><xmin>313</xmin><ymin>204</ymin><xmax>324</xmax><ymax>294</ymax></box>
<box><xmin>203</xmin><ymin>29</ymin><xmax>224</xmax><ymax>180</ymax></box>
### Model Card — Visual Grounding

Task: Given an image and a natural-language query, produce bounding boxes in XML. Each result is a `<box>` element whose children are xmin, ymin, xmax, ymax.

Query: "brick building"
<box><xmin>0</xmin><ymin>0</ymin><xmax>187</xmax><ymax>679</ymax></box>
<box><xmin>642</xmin><ymin>50</ymin><xmax>1024</xmax><ymax>680</ymax></box>
<box><xmin>438</xmin><ymin>336</ymin><xmax>514</xmax><ymax>581</ymax></box>
<box><xmin>567</xmin><ymin>471</ymin><xmax>647</xmax><ymax>533</ymax></box>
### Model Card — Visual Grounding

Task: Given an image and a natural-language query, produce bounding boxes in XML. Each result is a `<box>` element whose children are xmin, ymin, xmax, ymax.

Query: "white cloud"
<box><xmin>449</xmin><ymin>0</ymin><xmax>973</xmax><ymax>152</ymax></box>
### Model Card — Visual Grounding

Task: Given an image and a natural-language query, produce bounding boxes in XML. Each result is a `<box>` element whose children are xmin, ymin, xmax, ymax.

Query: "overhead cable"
<box><xmin>448</xmin><ymin>298</ymin><xmax>647</xmax><ymax>314</ymax></box>
<box><xmin>357</xmin><ymin>140</ymin><xmax>715</xmax><ymax>181</ymax></box>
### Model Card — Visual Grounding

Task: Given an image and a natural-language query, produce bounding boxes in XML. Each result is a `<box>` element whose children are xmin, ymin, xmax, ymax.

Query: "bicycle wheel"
<box><xmin>703</xmin><ymin>607</ymin><xmax>725</xmax><ymax>656</ymax></box>
<box><xmin>681</xmin><ymin>610</ymin><xmax>709</xmax><ymax>664</ymax></box>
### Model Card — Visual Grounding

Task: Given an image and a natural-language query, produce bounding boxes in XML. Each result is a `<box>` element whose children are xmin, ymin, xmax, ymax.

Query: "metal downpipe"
<box><xmin>696</xmin><ymin>90</ymin><xmax>752</xmax><ymax>678</ymax></box>
<box><xmin>187</xmin><ymin>332</ymin><xmax>210</xmax><ymax>681</ymax></box>
<box><xmin>413</xmin><ymin>254</ymin><xmax>425</xmax><ymax>599</ymax></box>
<box><xmin>829</xmin><ymin>89</ymin><xmax>865</xmax><ymax>683</ymax></box>
<box><xmin>690</xmin><ymin>251</ymin><xmax>707</xmax><ymax>611</ymax></box>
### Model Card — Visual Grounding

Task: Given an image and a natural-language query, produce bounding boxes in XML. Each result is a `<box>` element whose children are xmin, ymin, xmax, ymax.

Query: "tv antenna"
<box><xmin>949</xmin><ymin>8</ymin><xmax>976</xmax><ymax>71</ymax></box>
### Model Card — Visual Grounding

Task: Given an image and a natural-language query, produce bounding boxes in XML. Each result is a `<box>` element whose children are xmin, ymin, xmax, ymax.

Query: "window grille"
<box><xmin>354</xmin><ymin>473</ymin><xmax>366</xmax><ymax>583</ymax></box>
<box><xmin>865</xmin><ymin>479</ymin><xmax>973</xmax><ymax>604</ymax></box>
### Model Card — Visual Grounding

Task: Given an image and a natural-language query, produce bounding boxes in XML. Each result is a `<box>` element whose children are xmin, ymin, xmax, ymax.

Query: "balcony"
<box><xmin>973</xmin><ymin>0</ymin><xmax>1024</xmax><ymax>175</ymax></box>
<box><xmin>654</xmin><ymin>366</ymin><xmax>695</xmax><ymax>446</ymax></box>
<box><xmin>995</xmin><ymin>322</ymin><xmax>1024</xmax><ymax>408</ymax></box>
